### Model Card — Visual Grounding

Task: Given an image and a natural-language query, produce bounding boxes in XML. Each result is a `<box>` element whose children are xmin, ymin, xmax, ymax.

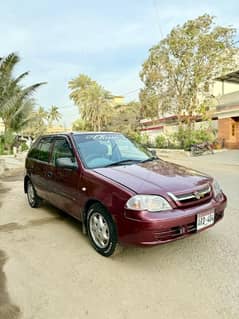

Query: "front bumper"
<box><xmin>118</xmin><ymin>194</ymin><xmax>227</xmax><ymax>246</ymax></box>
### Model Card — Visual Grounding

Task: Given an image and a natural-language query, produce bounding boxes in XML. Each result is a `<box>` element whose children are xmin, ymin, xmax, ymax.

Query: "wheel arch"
<box><xmin>82</xmin><ymin>199</ymin><xmax>117</xmax><ymax>236</ymax></box>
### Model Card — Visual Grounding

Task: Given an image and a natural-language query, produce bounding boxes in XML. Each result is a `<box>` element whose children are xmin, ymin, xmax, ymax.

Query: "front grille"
<box><xmin>168</xmin><ymin>184</ymin><xmax>212</xmax><ymax>207</ymax></box>
<box><xmin>154</xmin><ymin>222</ymin><xmax>196</xmax><ymax>241</ymax></box>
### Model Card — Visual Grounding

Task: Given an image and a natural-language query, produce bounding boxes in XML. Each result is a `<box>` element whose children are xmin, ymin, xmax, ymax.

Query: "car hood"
<box><xmin>93</xmin><ymin>159</ymin><xmax>211</xmax><ymax>195</ymax></box>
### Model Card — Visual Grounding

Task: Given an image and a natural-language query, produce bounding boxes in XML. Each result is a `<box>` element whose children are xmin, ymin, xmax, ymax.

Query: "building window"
<box><xmin>232</xmin><ymin>124</ymin><xmax>235</xmax><ymax>137</ymax></box>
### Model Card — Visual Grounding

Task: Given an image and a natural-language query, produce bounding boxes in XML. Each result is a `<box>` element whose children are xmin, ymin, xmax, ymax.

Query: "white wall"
<box><xmin>0</xmin><ymin>118</ymin><xmax>4</xmax><ymax>134</ymax></box>
<box><xmin>213</xmin><ymin>81</ymin><xmax>239</xmax><ymax>96</ymax></box>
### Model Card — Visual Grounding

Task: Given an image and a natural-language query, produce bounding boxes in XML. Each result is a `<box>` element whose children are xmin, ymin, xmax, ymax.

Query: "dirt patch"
<box><xmin>0</xmin><ymin>223</ymin><xmax>21</xmax><ymax>233</ymax></box>
<box><xmin>0</xmin><ymin>250</ymin><xmax>21</xmax><ymax>319</ymax></box>
<box><xmin>0</xmin><ymin>169</ymin><xmax>23</xmax><ymax>206</ymax></box>
<box><xmin>0</xmin><ymin>182</ymin><xmax>11</xmax><ymax>208</ymax></box>
<box><xmin>0</xmin><ymin>186</ymin><xmax>11</xmax><ymax>194</ymax></box>
<box><xmin>0</xmin><ymin>217</ymin><xmax>64</xmax><ymax>233</ymax></box>
<box><xmin>0</xmin><ymin>168</ymin><xmax>24</xmax><ymax>183</ymax></box>
<box><xmin>1</xmin><ymin>175</ymin><xmax>23</xmax><ymax>183</ymax></box>
<box><xmin>0</xmin><ymin>173</ymin><xmax>24</xmax><ymax>183</ymax></box>
<box><xmin>0</xmin><ymin>182</ymin><xmax>11</xmax><ymax>194</ymax></box>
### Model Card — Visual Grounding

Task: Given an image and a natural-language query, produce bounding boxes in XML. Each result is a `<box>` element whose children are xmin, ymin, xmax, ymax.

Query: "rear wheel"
<box><xmin>86</xmin><ymin>203</ymin><xmax>118</xmax><ymax>257</ymax></box>
<box><xmin>27</xmin><ymin>180</ymin><xmax>42</xmax><ymax>208</ymax></box>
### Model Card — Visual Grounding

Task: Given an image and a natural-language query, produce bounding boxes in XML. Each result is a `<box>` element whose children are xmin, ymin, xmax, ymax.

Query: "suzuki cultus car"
<box><xmin>24</xmin><ymin>132</ymin><xmax>227</xmax><ymax>256</ymax></box>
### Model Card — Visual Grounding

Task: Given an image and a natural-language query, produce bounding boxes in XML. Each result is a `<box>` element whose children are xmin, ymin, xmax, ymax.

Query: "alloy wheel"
<box><xmin>89</xmin><ymin>212</ymin><xmax>110</xmax><ymax>249</ymax></box>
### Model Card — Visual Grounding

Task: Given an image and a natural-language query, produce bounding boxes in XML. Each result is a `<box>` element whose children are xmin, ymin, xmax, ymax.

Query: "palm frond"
<box><xmin>0</xmin><ymin>52</ymin><xmax>19</xmax><ymax>77</ymax></box>
<box><xmin>22</xmin><ymin>82</ymin><xmax>47</xmax><ymax>98</ymax></box>
<box><xmin>0</xmin><ymin>52</ymin><xmax>47</xmax><ymax>133</ymax></box>
<box><xmin>14</xmin><ymin>72</ymin><xmax>29</xmax><ymax>84</ymax></box>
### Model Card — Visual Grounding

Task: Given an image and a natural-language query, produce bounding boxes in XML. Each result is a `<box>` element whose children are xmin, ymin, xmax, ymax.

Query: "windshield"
<box><xmin>73</xmin><ymin>133</ymin><xmax>152</xmax><ymax>169</ymax></box>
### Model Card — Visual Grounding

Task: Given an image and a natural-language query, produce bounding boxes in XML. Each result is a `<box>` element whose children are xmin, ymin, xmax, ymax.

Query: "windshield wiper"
<box><xmin>140</xmin><ymin>156</ymin><xmax>158</xmax><ymax>163</ymax></box>
<box><xmin>104</xmin><ymin>159</ymin><xmax>141</xmax><ymax>167</ymax></box>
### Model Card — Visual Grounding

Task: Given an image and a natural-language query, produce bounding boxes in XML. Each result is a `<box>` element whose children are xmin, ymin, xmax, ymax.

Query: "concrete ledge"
<box><xmin>153</xmin><ymin>148</ymin><xmax>229</xmax><ymax>158</ymax></box>
<box><xmin>152</xmin><ymin>148</ymin><xmax>190</xmax><ymax>158</ymax></box>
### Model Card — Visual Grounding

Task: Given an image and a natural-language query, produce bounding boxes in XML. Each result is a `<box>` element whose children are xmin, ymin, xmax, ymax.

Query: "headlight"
<box><xmin>212</xmin><ymin>180</ymin><xmax>222</xmax><ymax>199</ymax></box>
<box><xmin>126</xmin><ymin>195</ymin><xmax>172</xmax><ymax>212</ymax></box>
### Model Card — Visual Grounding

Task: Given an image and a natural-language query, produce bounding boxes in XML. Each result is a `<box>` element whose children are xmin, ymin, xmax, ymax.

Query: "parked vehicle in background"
<box><xmin>191</xmin><ymin>141</ymin><xmax>214</xmax><ymax>156</ymax></box>
<box><xmin>24</xmin><ymin>132</ymin><xmax>227</xmax><ymax>256</ymax></box>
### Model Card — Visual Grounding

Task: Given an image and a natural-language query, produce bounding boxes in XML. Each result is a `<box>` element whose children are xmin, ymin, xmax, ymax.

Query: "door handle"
<box><xmin>47</xmin><ymin>171</ymin><xmax>53</xmax><ymax>178</ymax></box>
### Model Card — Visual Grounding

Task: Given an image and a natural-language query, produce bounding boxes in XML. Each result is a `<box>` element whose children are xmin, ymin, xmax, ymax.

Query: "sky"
<box><xmin>1</xmin><ymin>0</ymin><xmax>239</xmax><ymax>127</ymax></box>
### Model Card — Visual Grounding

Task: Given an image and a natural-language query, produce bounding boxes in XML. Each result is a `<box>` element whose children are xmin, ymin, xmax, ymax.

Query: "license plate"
<box><xmin>197</xmin><ymin>211</ymin><xmax>215</xmax><ymax>230</ymax></box>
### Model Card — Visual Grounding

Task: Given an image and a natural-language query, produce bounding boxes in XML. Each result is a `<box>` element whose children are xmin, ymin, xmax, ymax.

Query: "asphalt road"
<box><xmin>0</xmin><ymin>152</ymin><xmax>239</xmax><ymax>319</ymax></box>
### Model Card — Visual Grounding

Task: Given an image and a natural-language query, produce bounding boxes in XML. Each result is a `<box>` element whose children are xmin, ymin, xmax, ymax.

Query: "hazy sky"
<box><xmin>1</xmin><ymin>0</ymin><xmax>239</xmax><ymax>127</ymax></box>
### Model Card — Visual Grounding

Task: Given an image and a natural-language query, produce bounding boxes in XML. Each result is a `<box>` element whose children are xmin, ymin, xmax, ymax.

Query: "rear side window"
<box><xmin>38</xmin><ymin>139</ymin><xmax>52</xmax><ymax>162</ymax></box>
<box><xmin>28</xmin><ymin>144</ymin><xmax>39</xmax><ymax>159</ymax></box>
<box><xmin>28</xmin><ymin>138</ymin><xmax>52</xmax><ymax>162</ymax></box>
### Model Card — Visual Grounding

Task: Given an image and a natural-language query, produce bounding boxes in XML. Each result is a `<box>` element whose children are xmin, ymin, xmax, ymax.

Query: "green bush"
<box><xmin>151</xmin><ymin>127</ymin><xmax>215</xmax><ymax>151</ymax></box>
<box><xmin>20</xmin><ymin>142</ymin><xmax>29</xmax><ymax>152</ymax></box>
<box><xmin>173</xmin><ymin>127</ymin><xmax>215</xmax><ymax>150</ymax></box>
<box><xmin>127</xmin><ymin>131</ymin><xmax>142</xmax><ymax>144</ymax></box>
<box><xmin>0</xmin><ymin>140</ymin><xmax>4</xmax><ymax>155</ymax></box>
<box><xmin>140</xmin><ymin>133</ymin><xmax>151</xmax><ymax>146</ymax></box>
<box><xmin>128</xmin><ymin>131</ymin><xmax>154</xmax><ymax>147</ymax></box>
<box><xmin>155</xmin><ymin>135</ymin><xmax>168</xmax><ymax>148</ymax></box>
<box><xmin>0</xmin><ymin>132</ymin><xmax>15</xmax><ymax>154</ymax></box>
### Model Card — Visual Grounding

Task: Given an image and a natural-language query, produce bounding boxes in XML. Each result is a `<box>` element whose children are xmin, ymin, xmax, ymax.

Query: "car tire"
<box><xmin>86</xmin><ymin>203</ymin><xmax>118</xmax><ymax>257</ymax></box>
<box><xmin>26</xmin><ymin>180</ymin><xmax>42</xmax><ymax>208</ymax></box>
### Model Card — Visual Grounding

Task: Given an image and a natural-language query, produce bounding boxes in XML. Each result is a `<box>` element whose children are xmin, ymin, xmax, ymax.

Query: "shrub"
<box><xmin>128</xmin><ymin>131</ymin><xmax>153</xmax><ymax>147</ymax></box>
<box><xmin>20</xmin><ymin>142</ymin><xmax>29</xmax><ymax>152</ymax></box>
<box><xmin>126</xmin><ymin>131</ymin><xmax>142</xmax><ymax>144</ymax></box>
<box><xmin>155</xmin><ymin>135</ymin><xmax>168</xmax><ymax>148</ymax></box>
<box><xmin>173</xmin><ymin>127</ymin><xmax>215</xmax><ymax>150</ymax></box>
<box><xmin>140</xmin><ymin>133</ymin><xmax>151</xmax><ymax>146</ymax></box>
<box><xmin>0</xmin><ymin>140</ymin><xmax>4</xmax><ymax>155</ymax></box>
<box><xmin>0</xmin><ymin>132</ymin><xmax>15</xmax><ymax>154</ymax></box>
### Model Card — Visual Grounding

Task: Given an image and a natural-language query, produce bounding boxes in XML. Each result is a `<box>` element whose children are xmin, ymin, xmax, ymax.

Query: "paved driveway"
<box><xmin>0</xmin><ymin>152</ymin><xmax>238</xmax><ymax>319</ymax></box>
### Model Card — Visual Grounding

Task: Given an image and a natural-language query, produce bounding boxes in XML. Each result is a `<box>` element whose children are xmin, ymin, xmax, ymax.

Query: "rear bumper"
<box><xmin>118</xmin><ymin>194</ymin><xmax>227</xmax><ymax>246</ymax></box>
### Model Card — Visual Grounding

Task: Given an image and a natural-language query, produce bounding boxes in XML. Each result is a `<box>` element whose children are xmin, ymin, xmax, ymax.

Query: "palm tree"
<box><xmin>47</xmin><ymin>105</ymin><xmax>62</xmax><ymax>127</ymax></box>
<box><xmin>0</xmin><ymin>53</ymin><xmax>46</xmax><ymax>133</ymax></box>
<box><xmin>69</xmin><ymin>74</ymin><xmax>113</xmax><ymax>131</ymax></box>
<box><xmin>23</xmin><ymin>106</ymin><xmax>48</xmax><ymax>137</ymax></box>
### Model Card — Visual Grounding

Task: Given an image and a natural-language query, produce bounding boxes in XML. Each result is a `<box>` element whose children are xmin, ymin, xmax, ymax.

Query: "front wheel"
<box><xmin>27</xmin><ymin>180</ymin><xmax>42</xmax><ymax>208</ymax></box>
<box><xmin>86</xmin><ymin>203</ymin><xmax>118</xmax><ymax>257</ymax></box>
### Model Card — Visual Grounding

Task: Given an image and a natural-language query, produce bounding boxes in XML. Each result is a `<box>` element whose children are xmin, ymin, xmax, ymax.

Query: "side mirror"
<box><xmin>55</xmin><ymin>157</ymin><xmax>78</xmax><ymax>170</ymax></box>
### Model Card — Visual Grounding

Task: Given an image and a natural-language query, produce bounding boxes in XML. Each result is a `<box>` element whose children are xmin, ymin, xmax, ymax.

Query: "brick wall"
<box><xmin>218</xmin><ymin>118</ymin><xmax>239</xmax><ymax>149</ymax></box>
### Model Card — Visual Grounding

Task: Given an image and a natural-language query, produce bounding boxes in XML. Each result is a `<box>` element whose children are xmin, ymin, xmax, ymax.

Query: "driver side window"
<box><xmin>52</xmin><ymin>138</ymin><xmax>75</xmax><ymax>166</ymax></box>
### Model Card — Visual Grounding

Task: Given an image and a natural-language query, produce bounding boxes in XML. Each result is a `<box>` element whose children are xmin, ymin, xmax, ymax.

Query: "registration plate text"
<box><xmin>197</xmin><ymin>211</ymin><xmax>215</xmax><ymax>230</ymax></box>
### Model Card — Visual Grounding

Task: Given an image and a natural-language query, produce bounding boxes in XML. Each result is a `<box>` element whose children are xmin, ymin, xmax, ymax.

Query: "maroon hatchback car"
<box><xmin>24</xmin><ymin>132</ymin><xmax>227</xmax><ymax>256</ymax></box>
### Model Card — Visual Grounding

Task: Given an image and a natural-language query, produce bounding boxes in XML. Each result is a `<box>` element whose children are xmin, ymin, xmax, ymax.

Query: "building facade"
<box><xmin>214</xmin><ymin>71</ymin><xmax>239</xmax><ymax>149</ymax></box>
<box><xmin>140</xmin><ymin>71</ymin><xmax>239</xmax><ymax>149</ymax></box>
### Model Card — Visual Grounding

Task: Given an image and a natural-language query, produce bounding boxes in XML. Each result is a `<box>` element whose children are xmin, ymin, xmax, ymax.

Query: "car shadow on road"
<box><xmin>37</xmin><ymin>201</ymin><xmax>89</xmax><ymax>244</ymax></box>
<box><xmin>0</xmin><ymin>201</ymin><xmax>86</xmax><ymax>239</ymax></box>
<box><xmin>35</xmin><ymin>202</ymin><xmax>215</xmax><ymax>265</ymax></box>
<box><xmin>112</xmin><ymin>230</ymin><xmax>215</xmax><ymax>268</ymax></box>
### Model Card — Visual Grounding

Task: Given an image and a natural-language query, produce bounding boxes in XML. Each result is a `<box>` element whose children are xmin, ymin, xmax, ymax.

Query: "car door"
<box><xmin>28</xmin><ymin>137</ymin><xmax>53</xmax><ymax>200</ymax></box>
<box><xmin>46</xmin><ymin>137</ymin><xmax>82</xmax><ymax>217</ymax></box>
